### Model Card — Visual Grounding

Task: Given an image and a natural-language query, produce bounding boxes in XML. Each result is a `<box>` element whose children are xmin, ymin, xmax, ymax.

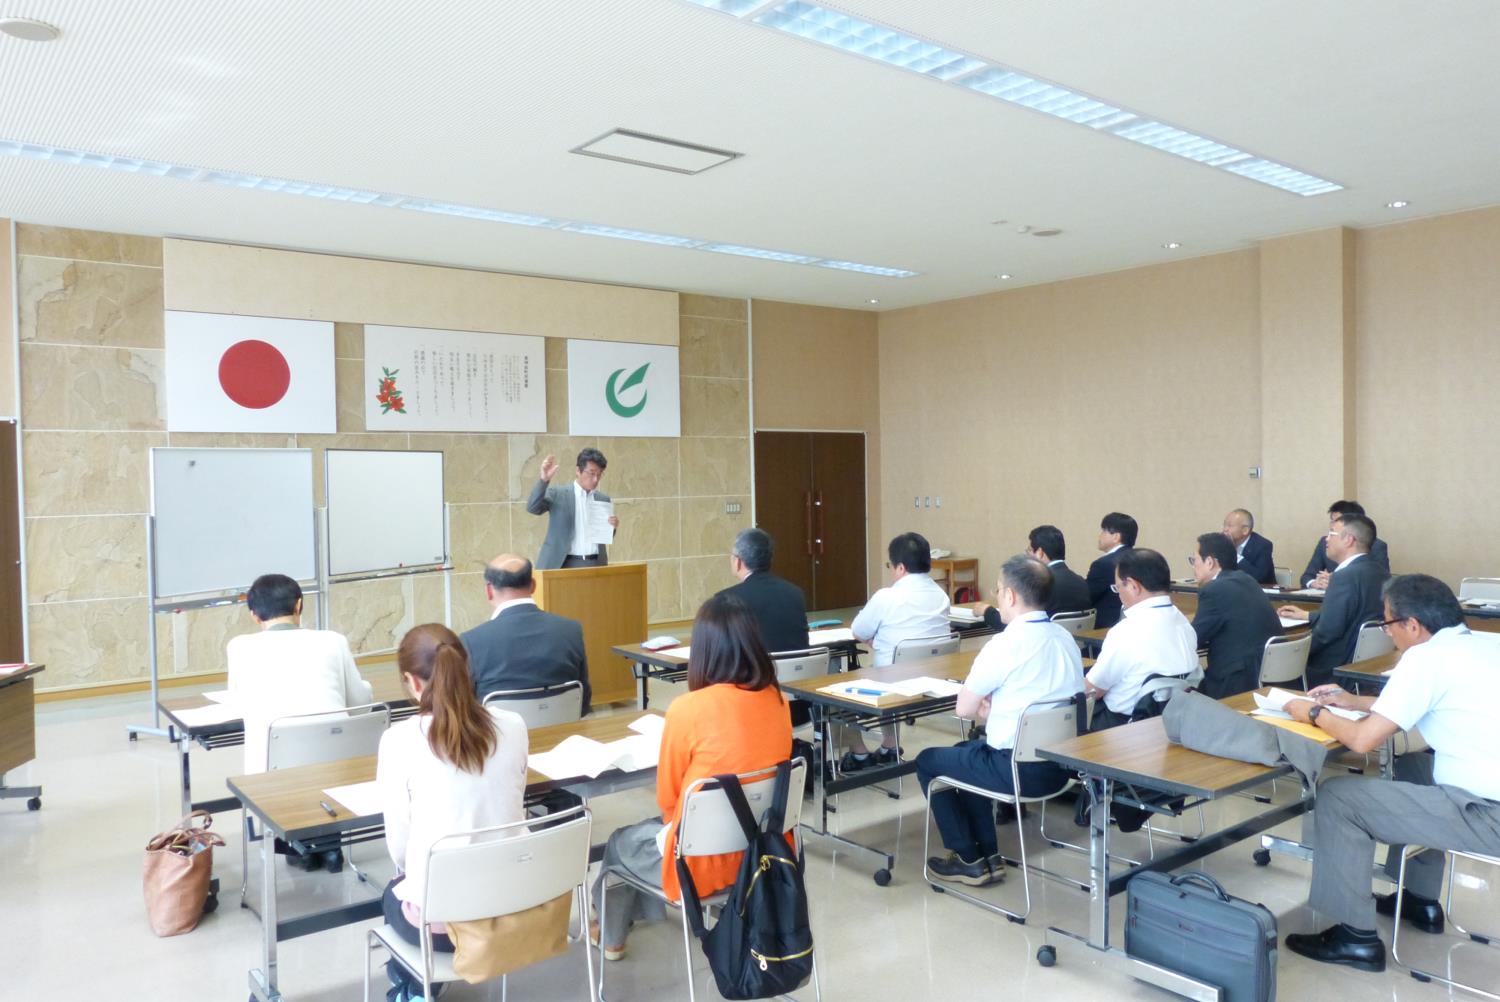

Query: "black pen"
<box><xmin>319</xmin><ymin>799</ymin><xmax>338</xmax><ymax>818</ymax></box>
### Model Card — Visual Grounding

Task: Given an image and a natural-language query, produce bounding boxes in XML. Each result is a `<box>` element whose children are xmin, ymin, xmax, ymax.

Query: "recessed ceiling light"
<box><xmin>571</xmin><ymin>128</ymin><xmax>741</xmax><ymax>175</ymax></box>
<box><xmin>1386</xmin><ymin>200</ymin><xmax>1410</xmax><ymax>209</ymax></box>
<box><xmin>0</xmin><ymin>17</ymin><xmax>60</xmax><ymax>41</ymax></box>
<box><xmin>1162</xmin><ymin>241</ymin><xmax>1182</xmax><ymax>250</ymax></box>
<box><xmin>996</xmin><ymin>273</ymin><xmax>1012</xmax><ymax>280</ymax></box>
<box><xmin>867</xmin><ymin>298</ymin><xmax>879</xmax><ymax>304</ymax></box>
<box><xmin>0</xmin><ymin>136</ymin><xmax>918</xmax><ymax>278</ymax></box>
<box><xmin>684</xmin><ymin>0</ymin><xmax>1343</xmax><ymax>197</ymax></box>
<box><xmin>1031</xmin><ymin>228</ymin><xmax>1062</xmax><ymax>238</ymax></box>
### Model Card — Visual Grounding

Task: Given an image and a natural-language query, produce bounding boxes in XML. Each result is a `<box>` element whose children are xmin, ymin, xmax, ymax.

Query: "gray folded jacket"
<box><xmin>1162</xmin><ymin>690</ymin><xmax>1328</xmax><ymax>787</ymax></box>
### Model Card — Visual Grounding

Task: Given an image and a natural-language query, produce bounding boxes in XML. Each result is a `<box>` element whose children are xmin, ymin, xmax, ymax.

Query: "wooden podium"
<box><xmin>535</xmin><ymin>563</ymin><xmax>647</xmax><ymax>706</ymax></box>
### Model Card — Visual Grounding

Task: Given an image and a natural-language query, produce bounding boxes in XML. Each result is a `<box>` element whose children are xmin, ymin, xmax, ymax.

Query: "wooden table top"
<box><xmin>780</xmin><ymin>650</ymin><xmax>979</xmax><ymax>711</ymax></box>
<box><xmin>0</xmin><ymin>664</ymin><xmax>45</xmax><ymax>690</ymax></box>
<box><xmin>160</xmin><ymin>662</ymin><xmax>409</xmax><ymax>733</ymax></box>
<box><xmin>227</xmin><ymin>709</ymin><xmax>659</xmax><ymax>838</ymax></box>
<box><xmin>1036</xmin><ymin>690</ymin><xmax>1332</xmax><ymax>799</ymax></box>
<box><xmin>1334</xmin><ymin>650</ymin><xmax>1401</xmax><ymax>689</ymax></box>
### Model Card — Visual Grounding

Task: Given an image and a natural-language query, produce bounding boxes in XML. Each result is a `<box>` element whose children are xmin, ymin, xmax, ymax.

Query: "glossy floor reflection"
<box><xmin>4</xmin><ymin>674</ymin><xmax>1498</xmax><ymax>1001</ymax></box>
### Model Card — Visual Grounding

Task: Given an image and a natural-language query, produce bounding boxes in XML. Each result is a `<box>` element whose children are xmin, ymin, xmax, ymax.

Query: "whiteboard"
<box><xmin>326</xmin><ymin>450</ymin><xmax>447</xmax><ymax>576</ymax></box>
<box><xmin>151</xmin><ymin>448</ymin><xmax>316</xmax><ymax>598</ymax></box>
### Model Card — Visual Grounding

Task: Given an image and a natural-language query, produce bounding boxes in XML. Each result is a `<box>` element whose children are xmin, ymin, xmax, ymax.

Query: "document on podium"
<box><xmin>586</xmin><ymin>498</ymin><xmax>616</xmax><ymax>547</ymax></box>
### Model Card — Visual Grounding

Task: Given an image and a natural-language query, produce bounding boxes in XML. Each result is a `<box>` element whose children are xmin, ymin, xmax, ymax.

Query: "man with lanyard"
<box><xmin>916</xmin><ymin>555</ymin><xmax>1085</xmax><ymax>886</ymax></box>
<box><xmin>1283</xmin><ymin>573</ymin><xmax>1500</xmax><ymax>972</ymax></box>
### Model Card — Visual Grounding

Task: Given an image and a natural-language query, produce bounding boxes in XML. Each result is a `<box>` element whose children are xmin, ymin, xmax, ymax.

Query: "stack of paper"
<box><xmin>323</xmin><ymin>780</ymin><xmax>382</xmax><ymax>817</ymax></box>
<box><xmin>659</xmin><ymin>645</ymin><xmax>691</xmax><ymax>659</ymax></box>
<box><xmin>172</xmin><ymin>702</ymin><xmax>244</xmax><ymax>727</ymax></box>
<box><xmin>528</xmin><ymin>714</ymin><xmax>665</xmax><ymax>780</ymax></box>
<box><xmin>808</xmin><ymin>627</ymin><xmax>854</xmax><ymax>645</ymax></box>
<box><xmin>641</xmin><ymin>636</ymin><xmax>681</xmax><ymax>651</ymax></box>
<box><xmin>949</xmin><ymin>606</ymin><xmax>981</xmax><ymax>621</ymax></box>
<box><xmin>885</xmin><ymin>676</ymin><xmax>964</xmax><ymax>698</ymax></box>
<box><xmin>1288</xmin><ymin>588</ymin><xmax>1326</xmax><ymax>597</ymax></box>
<box><xmin>202</xmin><ymin>689</ymin><xmax>233</xmax><ymax>704</ymax></box>
<box><xmin>1250</xmin><ymin>687</ymin><xmax>1368</xmax><ymax>721</ymax></box>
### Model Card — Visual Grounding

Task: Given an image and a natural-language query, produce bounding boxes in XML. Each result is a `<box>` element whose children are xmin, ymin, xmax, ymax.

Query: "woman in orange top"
<box><xmin>590</xmin><ymin>593</ymin><xmax>794</xmax><ymax>959</ymax></box>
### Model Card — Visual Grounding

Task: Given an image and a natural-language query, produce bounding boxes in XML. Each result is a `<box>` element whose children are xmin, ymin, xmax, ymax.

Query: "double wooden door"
<box><xmin>0</xmin><ymin>421</ymin><xmax>21</xmax><ymax>661</ymax></box>
<box><xmin>753</xmin><ymin>431</ymin><xmax>866</xmax><ymax>611</ymax></box>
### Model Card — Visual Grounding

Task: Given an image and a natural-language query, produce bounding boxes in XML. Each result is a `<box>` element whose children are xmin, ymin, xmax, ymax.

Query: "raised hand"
<box><xmin>540</xmin><ymin>453</ymin><xmax>558</xmax><ymax>482</ymax></box>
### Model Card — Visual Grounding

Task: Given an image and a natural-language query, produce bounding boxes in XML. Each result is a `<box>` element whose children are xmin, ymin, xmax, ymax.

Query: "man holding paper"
<box><xmin>526</xmin><ymin>447</ymin><xmax>621</xmax><ymax>569</ymax></box>
<box><xmin>1281</xmin><ymin>574</ymin><xmax>1500</xmax><ymax>973</ymax></box>
<box><xmin>916</xmin><ymin>556</ymin><xmax>1085</xmax><ymax>887</ymax></box>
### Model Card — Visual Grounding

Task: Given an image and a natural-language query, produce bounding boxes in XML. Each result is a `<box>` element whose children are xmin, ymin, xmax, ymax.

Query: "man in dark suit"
<box><xmin>1281</xmin><ymin>514</ymin><xmax>1389</xmax><ymax>688</ymax></box>
<box><xmin>977</xmin><ymin>525</ymin><xmax>1092</xmax><ymax>631</ymax></box>
<box><xmin>1300</xmin><ymin>500</ymin><xmax>1390</xmax><ymax>587</ymax></box>
<box><xmin>1223</xmin><ymin>508</ymin><xmax>1277</xmax><ymax>586</ymax></box>
<box><xmin>1086</xmin><ymin>512</ymin><xmax>1137</xmax><ymax>629</ymax></box>
<box><xmin>716</xmin><ymin>527</ymin><xmax>810</xmax><ymax>654</ymax></box>
<box><xmin>525</xmin><ymin>448</ymin><xmax>619</xmax><ymax>570</ymax></box>
<box><xmin>1191</xmin><ymin>532</ymin><xmax>1282</xmax><ymax>697</ymax></box>
<box><xmin>460</xmin><ymin>554</ymin><xmax>591</xmax><ymax>713</ymax></box>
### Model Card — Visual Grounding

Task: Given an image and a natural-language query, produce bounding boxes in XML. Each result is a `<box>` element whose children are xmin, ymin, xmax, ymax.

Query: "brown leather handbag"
<box><xmin>143</xmin><ymin>810</ymin><xmax>225</xmax><ymax>936</ymax></box>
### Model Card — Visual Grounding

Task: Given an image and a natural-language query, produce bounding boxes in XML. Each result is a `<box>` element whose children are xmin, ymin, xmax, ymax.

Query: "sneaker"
<box><xmin>839</xmin><ymin>751</ymin><xmax>875</xmax><ymax>773</ymax></box>
<box><xmin>985</xmin><ymin>853</ymin><xmax>1008</xmax><ymax>880</ymax></box>
<box><xmin>927</xmin><ymin>852</ymin><xmax>997</xmax><ymax>887</ymax></box>
<box><xmin>588</xmin><ymin>919</ymin><xmax>628</xmax><ymax>961</ymax></box>
<box><xmin>873</xmin><ymin>745</ymin><xmax>904</xmax><ymax>765</ymax></box>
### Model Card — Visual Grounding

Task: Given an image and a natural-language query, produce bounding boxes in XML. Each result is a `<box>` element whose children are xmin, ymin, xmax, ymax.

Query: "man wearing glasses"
<box><xmin>1300</xmin><ymin>499</ymin><xmax>1391</xmax><ymax>588</ymax></box>
<box><xmin>1280</xmin><ymin>575</ymin><xmax>1500</xmax><ymax>973</ymax></box>
<box><xmin>1278</xmin><ymin>513</ymin><xmax>1387</xmax><ymax>688</ymax></box>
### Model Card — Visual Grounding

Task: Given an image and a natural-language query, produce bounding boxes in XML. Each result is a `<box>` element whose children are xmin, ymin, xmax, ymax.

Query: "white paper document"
<box><xmin>202</xmin><ymin>689</ymin><xmax>232</xmax><ymax>704</ymax></box>
<box><xmin>886</xmin><ymin>676</ymin><xmax>964</xmax><ymax>698</ymax></box>
<box><xmin>949</xmin><ymin>606</ymin><xmax>980</xmax><ymax>621</ymax></box>
<box><xmin>528</xmin><ymin>733</ymin><xmax>660</xmax><ymax>780</ymax></box>
<box><xmin>1251</xmin><ymin>688</ymin><xmax>1367</xmax><ymax>721</ymax></box>
<box><xmin>586</xmin><ymin>499</ymin><xmax>616</xmax><ymax>547</ymax></box>
<box><xmin>324</xmin><ymin>780</ymin><xmax>383</xmax><ymax>817</ymax></box>
<box><xmin>808</xmin><ymin>627</ymin><xmax>855</xmax><ymax>645</ymax></box>
<box><xmin>659</xmin><ymin>645</ymin><xmax>691</xmax><ymax>659</ymax></box>
<box><xmin>628</xmin><ymin>713</ymin><xmax>667</xmax><ymax>739</ymax></box>
<box><xmin>172</xmin><ymin>702</ymin><xmax>244</xmax><ymax>727</ymax></box>
<box><xmin>1288</xmin><ymin>588</ymin><xmax>1326</xmax><ymax>597</ymax></box>
<box><xmin>1278</xmin><ymin>616</ymin><xmax>1306</xmax><ymax>628</ymax></box>
<box><xmin>824</xmin><ymin>680</ymin><xmax>899</xmax><ymax>698</ymax></box>
<box><xmin>641</xmin><ymin>636</ymin><xmax>681</xmax><ymax>651</ymax></box>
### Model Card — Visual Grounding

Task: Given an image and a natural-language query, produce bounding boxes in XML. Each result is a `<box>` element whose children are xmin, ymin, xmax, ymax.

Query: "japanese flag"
<box><xmin>164</xmin><ymin>311</ymin><xmax>336</xmax><ymax>433</ymax></box>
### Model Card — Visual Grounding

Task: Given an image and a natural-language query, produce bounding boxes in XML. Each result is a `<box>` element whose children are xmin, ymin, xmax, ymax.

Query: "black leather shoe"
<box><xmin>1285</xmin><ymin>926</ymin><xmax>1386</xmax><ymax>973</ymax></box>
<box><xmin>1375</xmin><ymin>891</ymin><xmax>1445</xmax><ymax>933</ymax></box>
<box><xmin>927</xmin><ymin>852</ymin><xmax>998</xmax><ymax>887</ymax></box>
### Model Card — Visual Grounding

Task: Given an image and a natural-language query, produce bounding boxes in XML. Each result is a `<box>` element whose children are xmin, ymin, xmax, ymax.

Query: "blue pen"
<box><xmin>847</xmin><ymin>687</ymin><xmax>885</xmax><ymax>696</ymax></box>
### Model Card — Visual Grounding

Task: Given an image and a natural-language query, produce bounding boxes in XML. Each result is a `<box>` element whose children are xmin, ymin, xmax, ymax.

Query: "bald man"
<box><xmin>459</xmin><ymin>554</ymin><xmax>591</xmax><ymax>714</ymax></box>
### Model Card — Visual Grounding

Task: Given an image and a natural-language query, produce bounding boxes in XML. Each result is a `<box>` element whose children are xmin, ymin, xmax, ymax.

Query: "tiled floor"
<box><xmin>4</xmin><ymin>670</ymin><xmax>1498</xmax><ymax>1001</ymax></box>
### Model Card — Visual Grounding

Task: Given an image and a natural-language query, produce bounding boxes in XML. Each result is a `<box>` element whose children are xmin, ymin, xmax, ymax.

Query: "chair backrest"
<box><xmin>266</xmin><ymin>702</ymin><xmax>390</xmax><ymax>771</ymax></box>
<box><xmin>1273</xmin><ymin>566</ymin><xmax>1295</xmax><ymax>589</ymax></box>
<box><xmin>1050</xmin><ymin>609</ymin><xmax>1096</xmax><ymax>635</ymax></box>
<box><xmin>1012</xmin><ymin>696</ymin><xmax>1085</xmax><ymax>764</ymax></box>
<box><xmin>675</xmin><ymin>760</ymin><xmax>808</xmax><ymax>858</ymax></box>
<box><xmin>1458</xmin><ymin>577</ymin><xmax>1500</xmax><ymax>602</ymax></box>
<box><xmin>893</xmin><ymin>633</ymin><xmax>960</xmax><ymax>662</ymax></box>
<box><xmin>422</xmin><ymin>806</ymin><xmax>592</xmax><ymax>924</ymax></box>
<box><xmin>1133</xmin><ymin>674</ymin><xmax>1194</xmax><ymax>718</ymax></box>
<box><xmin>1350</xmin><ymin>620</ymin><xmax>1396</xmax><ymax>662</ymax></box>
<box><xmin>771</xmin><ymin>647</ymin><xmax>831</xmax><ymax>685</ymax></box>
<box><xmin>481</xmin><ymin>681</ymin><xmax>584</xmax><ymax>728</ymax></box>
<box><xmin>1259</xmin><ymin>632</ymin><xmax>1312</xmax><ymax>687</ymax></box>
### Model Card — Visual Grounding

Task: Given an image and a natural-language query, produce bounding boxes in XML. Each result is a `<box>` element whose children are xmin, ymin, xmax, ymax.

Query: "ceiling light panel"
<box><xmin>682</xmin><ymin>0</ymin><xmax>1343</xmax><ymax>197</ymax></box>
<box><xmin>0</xmin><ymin>136</ymin><xmax>916</xmax><ymax>278</ymax></box>
<box><xmin>572</xmin><ymin>128</ymin><xmax>741</xmax><ymax>175</ymax></box>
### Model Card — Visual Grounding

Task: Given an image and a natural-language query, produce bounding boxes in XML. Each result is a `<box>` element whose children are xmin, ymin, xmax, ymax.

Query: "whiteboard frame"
<box><xmin>324</xmin><ymin>448</ymin><xmax>450</xmax><ymax>579</ymax></box>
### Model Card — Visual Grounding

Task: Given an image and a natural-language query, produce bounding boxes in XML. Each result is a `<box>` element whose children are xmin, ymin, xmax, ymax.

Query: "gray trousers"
<box><xmin>592</xmin><ymin>818</ymin><xmax>668</xmax><ymax>945</ymax></box>
<box><xmin>1309</xmin><ymin>751</ymin><xmax>1500</xmax><ymax>929</ymax></box>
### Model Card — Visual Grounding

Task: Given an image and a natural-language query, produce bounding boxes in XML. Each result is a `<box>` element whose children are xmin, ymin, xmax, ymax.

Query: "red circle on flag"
<box><xmin>218</xmin><ymin>340</ymin><xmax>291</xmax><ymax>409</ymax></box>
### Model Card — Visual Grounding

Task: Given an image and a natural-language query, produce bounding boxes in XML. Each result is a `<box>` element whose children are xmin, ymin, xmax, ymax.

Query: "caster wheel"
<box><xmin>27</xmin><ymin>797</ymin><xmax>41</xmax><ymax>811</ymax></box>
<box><xmin>129</xmin><ymin>732</ymin><xmax>139</xmax><ymax>742</ymax></box>
<box><xmin>873</xmin><ymin>868</ymin><xmax>892</xmax><ymax>887</ymax></box>
<box><xmin>1006</xmin><ymin>915</ymin><xmax>1025</xmax><ymax>925</ymax></box>
<box><xmin>1411</xmin><ymin>972</ymin><xmax>1431</xmax><ymax>983</ymax></box>
<box><xmin>1252</xmin><ymin>848</ymin><xmax>1271</xmax><ymax>867</ymax></box>
<box><xmin>202</xmin><ymin>892</ymin><xmax>219</xmax><ymax>915</ymax></box>
<box><xmin>1472</xmin><ymin>934</ymin><xmax>1491</xmax><ymax>945</ymax></box>
<box><xmin>930</xmin><ymin>883</ymin><xmax>945</xmax><ymax>894</ymax></box>
<box><xmin>1037</xmin><ymin>945</ymin><xmax>1056</xmax><ymax>967</ymax></box>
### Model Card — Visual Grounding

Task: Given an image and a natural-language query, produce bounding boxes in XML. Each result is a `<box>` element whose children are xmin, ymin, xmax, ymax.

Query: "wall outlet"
<box><xmin>935</xmin><ymin>496</ymin><xmax>942</xmax><ymax>508</ymax></box>
<box><xmin>1248</xmin><ymin>466</ymin><xmax>1263</xmax><ymax>479</ymax></box>
<box><xmin>914</xmin><ymin>496</ymin><xmax>920</xmax><ymax>509</ymax></box>
<box><xmin>725</xmin><ymin>501</ymin><xmax>742</xmax><ymax>515</ymax></box>
<box><xmin>923</xmin><ymin>496</ymin><xmax>931</xmax><ymax>508</ymax></box>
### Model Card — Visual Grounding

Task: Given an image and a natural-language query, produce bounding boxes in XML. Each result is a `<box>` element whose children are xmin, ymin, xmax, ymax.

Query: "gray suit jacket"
<box><xmin>525</xmin><ymin>480</ymin><xmax>611</xmax><ymax>571</ymax></box>
<box><xmin>460</xmin><ymin>603</ymin><xmax>591</xmax><ymax>714</ymax></box>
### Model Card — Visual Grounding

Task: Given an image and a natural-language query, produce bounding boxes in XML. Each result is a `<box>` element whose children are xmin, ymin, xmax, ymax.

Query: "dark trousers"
<box><xmin>916</xmin><ymin>739</ymin><xmax>1069</xmax><ymax>860</ymax></box>
<box><xmin>382</xmin><ymin>877</ymin><xmax>453</xmax><ymax>998</ymax></box>
<box><xmin>1199</xmin><ymin>657</ymin><xmax>1260</xmax><ymax>700</ymax></box>
<box><xmin>561</xmin><ymin>555</ymin><xmax>603</xmax><ymax>569</ymax></box>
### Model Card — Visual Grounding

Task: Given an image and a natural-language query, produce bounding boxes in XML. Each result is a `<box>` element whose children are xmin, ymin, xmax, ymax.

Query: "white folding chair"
<box><xmin>922</xmin><ymin>695</ymin><xmax>1084</xmax><ymax>922</ymax></box>
<box><xmin>483</xmin><ymin>680</ymin><xmax>585</xmax><ymax>728</ymax></box>
<box><xmin>1392</xmin><ymin>844</ymin><xmax>1500</xmax><ymax>1000</ymax></box>
<box><xmin>1259</xmin><ymin>633</ymin><xmax>1312</xmax><ymax>689</ymax></box>
<box><xmin>1351</xmin><ymin>619</ymin><xmax>1396</xmax><ymax>662</ymax></box>
<box><xmin>1458</xmin><ymin>577</ymin><xmax>1500</xmax><ymax>603</ymax></box>
<box><xmin>364</xmin><ymin>806</ymin><xmax>596</xmax><ymax>1002</ymax></box>
<box><xmin>1049</xmin><ymin>609</ymin><xmax>1096</xmax><ymax>636</ymax></box>
<box><xmin>1274</xmin><ymin>567</ymin><xmax>1295</xmax><ymax>589</ymax></box>
<box><xmin>771</xmin><ymin>647</ymin><xmax>832</xmax><ymax>689</ymax></box>
<box><xmin>242</xmin><ymin>702</ymin><xmax>391</xmax><ymax>908</ymax></box>
<box><xmin>892</xmin><ymin>634</ymin><xmax>960</xmax><ymax>662</ymax></box>
<box><xmin>597</xmin><ymin>760</ymin><xmax>819</xmax><ymax>1002</ymax></box>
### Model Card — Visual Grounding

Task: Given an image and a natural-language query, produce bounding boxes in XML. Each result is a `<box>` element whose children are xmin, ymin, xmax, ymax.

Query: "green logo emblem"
<box><xmin>605</xmin><ymin>363</ymin><xmax>650</xmax><ymax>418</ymax></box>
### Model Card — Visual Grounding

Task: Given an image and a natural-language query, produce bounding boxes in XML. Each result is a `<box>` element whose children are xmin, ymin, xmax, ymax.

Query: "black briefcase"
<box><xmin>1125</xmin><ymin>871</ymin><xmax>1277</xmax><ymax>1002</ymax></box>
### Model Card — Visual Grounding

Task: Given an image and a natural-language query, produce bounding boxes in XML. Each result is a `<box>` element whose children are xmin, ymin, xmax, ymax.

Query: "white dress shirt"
<box><xmin>377</xmin><ymin>705</ymin><xmax>530</xmax><ymax>907</ymax></box>
<box><xmin>489</xmin><ymin>596</ymin><xmax>537</xmax><ymax>621</ymax></box>
<box><xmin>1373</xmin><ymin>625</ymin><xmax>1500</xmax><ymax>801</ymax></box>
<box><xmin>1086</xmin><ymin>596</ymin><xmax>1199</xmax><ymax>714</ymax></box>
<box><xmin>570</xmin><ymin>481</ymin><xmax>597</xmax><ymax>558</ymax></box>
<box><xmin>1334</xmin><ymin>552</ymin><xmax>1365</xmax><ymax>573</ymax></box>
<box><xmin>850</xmin><ymin>572</ymin><xmax>952</xmax><ymax>666</ymax></box>
<box><xmin>963</xmin><ymin>612</ymin><xmax>1085</xmax><ymax>750</ymax></box>
<box><xmin>227</xmin><ymin>625</ymin><xmax>374</xmax><ymax>774</ymax></box>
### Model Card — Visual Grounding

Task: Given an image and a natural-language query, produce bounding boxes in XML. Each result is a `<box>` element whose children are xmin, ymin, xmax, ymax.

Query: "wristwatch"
<box><xmin>1308</xmin><ymin>704</ymin><xmax>1324</xmax><ymax>724</ymax></box>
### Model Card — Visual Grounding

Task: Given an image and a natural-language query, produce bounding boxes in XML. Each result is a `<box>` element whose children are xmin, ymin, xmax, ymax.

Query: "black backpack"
<box><xmin>675</xmin><ymin>761</ymin><xmax>815</xmax><ymax>1000</ymax></box>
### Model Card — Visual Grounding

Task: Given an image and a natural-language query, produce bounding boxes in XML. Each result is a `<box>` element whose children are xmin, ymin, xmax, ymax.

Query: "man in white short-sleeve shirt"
<box><xmin>916</xmin><ymin>555</ymin><xmax>1085</xmax><ymax>887</ymax></box>
<box><xmin>843</xmin><ymin>531</ymin><xmax>952</xmax><ymax>771</ymax></box>
<box><xmin>1281</xmin><ymin>574</ymin><xmax>1500</xmax><ymax>974</ymax></box>
<box><xmin>1083</xmin><ymin>548</ymin><xmax>1198</xmax><ymax>729</ymax></box>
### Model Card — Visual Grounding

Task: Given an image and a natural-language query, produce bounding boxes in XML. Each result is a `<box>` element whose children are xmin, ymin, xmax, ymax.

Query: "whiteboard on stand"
<box><xmin>325</xmin><ymin>449</ymin><xmax>447</xmax><ymax>576</ymax></box>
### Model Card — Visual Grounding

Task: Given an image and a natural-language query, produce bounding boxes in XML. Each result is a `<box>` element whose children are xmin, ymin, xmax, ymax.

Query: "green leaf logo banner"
<box><xmin>605</xmin><ymin>363</ymin><xmax>650</xmax><ymax>418</ymax></box>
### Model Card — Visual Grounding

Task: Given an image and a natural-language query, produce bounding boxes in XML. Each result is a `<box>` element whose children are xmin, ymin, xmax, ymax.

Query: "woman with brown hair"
<box><xmin>376</xmin><ymin>623</ymin><xmax>530</xmax><ymax>1002</ymax></box>
<box><xmin>590</xmin><ymin>593</ymin><xmax>794</xmax><ymax>959</ymax></box>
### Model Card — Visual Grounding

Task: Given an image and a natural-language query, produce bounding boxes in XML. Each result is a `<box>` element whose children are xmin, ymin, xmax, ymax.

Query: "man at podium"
<box><xmin>526</xmin><ymin>447</ymin><xmax>621</xmax><ymax>569</ymax></box>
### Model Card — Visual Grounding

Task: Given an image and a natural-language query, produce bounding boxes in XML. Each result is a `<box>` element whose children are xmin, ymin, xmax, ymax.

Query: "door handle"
<box><xmin>814</xmin><ymin>492</ymin><xmax>825</xmax><ymax>556</ymax></box>
<box><xmin>803</xmin><ymin>492</ymin><xmax>814</xmax><ymax>556</ymax></box>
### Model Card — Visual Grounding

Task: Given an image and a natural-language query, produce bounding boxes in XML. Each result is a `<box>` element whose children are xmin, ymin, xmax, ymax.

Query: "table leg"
<box><xmin>176</xmin><ymin>728</ymin><xmax>194</xmax><ymax>817</ymax></box>
<box><xmin>249</xmin><ymin>818</ymin><xmax>280</xmax><ymax>1001</ymax></box>
<box><xmin>635</xmin><ymin>663</ymin><xmax>649</xmax><ymax>711</ymax></box>
<box><xmin>1088</xmin><ymin>774</ymin><xmax>1114</xmax><ymax>948</ymax></box>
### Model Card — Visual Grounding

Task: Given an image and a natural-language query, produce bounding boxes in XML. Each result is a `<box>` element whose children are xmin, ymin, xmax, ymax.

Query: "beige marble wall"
<box><xmin>16</xmin><ymin>225</ymin><xmax>749</xmax><ymax>691</ymax></box>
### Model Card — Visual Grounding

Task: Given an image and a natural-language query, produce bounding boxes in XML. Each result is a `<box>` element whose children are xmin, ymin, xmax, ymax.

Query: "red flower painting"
<box><xmin>375</xmin><ymin>366</ymin><xmax>406</xmax><ymax>414</ymax></box>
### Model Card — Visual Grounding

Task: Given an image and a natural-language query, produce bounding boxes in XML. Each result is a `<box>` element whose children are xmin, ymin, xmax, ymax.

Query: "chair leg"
<box><xmin>680</xmin><ymin>903</ymin><xmax>699</xmax><ymax>1002</ymax></box>
<box><xmin>579</xmin><ymin>883</ymin><xmax>597</xmax><ymax>1002</ymax></box>
<box><xmin>597</xmin><ymin>870</ymin><xmax>611</xmax><ymax>1002</ymax></box>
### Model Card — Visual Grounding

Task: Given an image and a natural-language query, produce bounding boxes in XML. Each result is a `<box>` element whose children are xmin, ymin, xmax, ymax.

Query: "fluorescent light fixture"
<box><xmin>1162</xmin><ymin>241</ymin><xmax>1182</xmax><ymax>249</ymax></box>
<box><xmin>0</xmin><ymin>135</ymin><xmax>917</xmax><ymax>277</ymax></box>
<box><xmin>682</xmin><ymin>0</ymin><xmax>1343</xmax><ymax>196</ymax></box>
<box><xmin>1386</xmin><ymin>200</ymin><xmax>1410</xmax><ymax>209</ymax></box>
<box><xmin>572</xmin><ymin>128</ymin><xmax>741</xmax><ymax>175</ymax></box>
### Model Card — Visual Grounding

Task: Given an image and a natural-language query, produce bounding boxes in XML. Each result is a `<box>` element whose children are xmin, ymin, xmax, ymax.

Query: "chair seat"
<box><xmin>604</xmin><ymin>862</ymin><xmax>730</xmax><ymax>911</ymax></box>
<box><xmin>930</xmin><ymin>773</ymin><xmax>1076</xmax><ymax>807</ymax></box>
<box><xmin>372</xmin><ymin>924</ymin><xmax>458</xmax><ymax>985</ymax></box>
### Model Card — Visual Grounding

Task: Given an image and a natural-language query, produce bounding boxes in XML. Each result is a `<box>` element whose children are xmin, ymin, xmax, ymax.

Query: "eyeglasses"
<box><xmin>1109</xmin><ymin>583</ymin><xmax>1120</xmax><ymax>593</ymax></box>
<box><xmin>1379</xmin><ymin>617</ymin><xmax>1408</xmax><ymax>634</ymax></box>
